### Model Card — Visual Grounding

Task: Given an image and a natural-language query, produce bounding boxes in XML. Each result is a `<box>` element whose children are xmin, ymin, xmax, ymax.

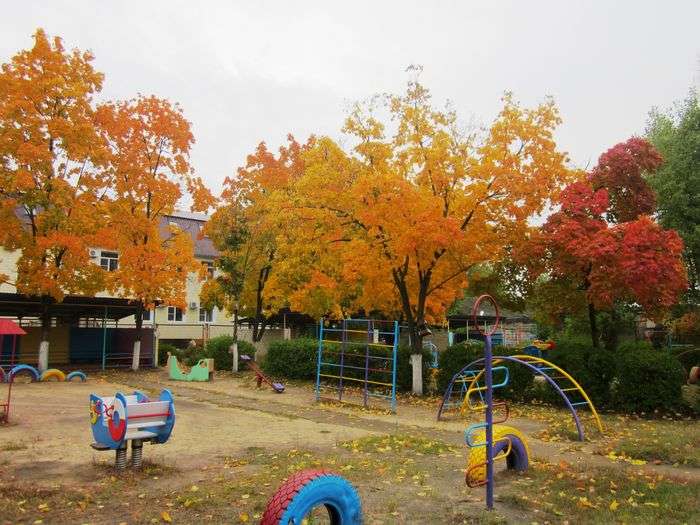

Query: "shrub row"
<box><xmin>436</xmin><ymin>337</ymin><xmax>687</xmax><ymax>413</ymax></box>
<box><xmin>158</xmin><ymin>335</ymin><xmax>256</xmax><ymax>371</ymax></box>
<box><xmin>261</xmin><ymin>337</ymin><xmax>434</xmax><ymax>392</ymax></box>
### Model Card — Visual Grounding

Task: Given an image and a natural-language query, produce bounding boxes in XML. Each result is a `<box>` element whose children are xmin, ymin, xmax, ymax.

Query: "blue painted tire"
<box><xmin>66</xmin><ymin>371</ymin><xmax>87</xmax><ymax>382</ymax></box>
<box><xmin>261</xmin><ymin>469</ymin><xmax>362</xmax><ymax>525</ymax></box>
<box><xmin>8</xmin><ymin>364</ymin><xmax>40</xmax><ymax>382</ymax></box>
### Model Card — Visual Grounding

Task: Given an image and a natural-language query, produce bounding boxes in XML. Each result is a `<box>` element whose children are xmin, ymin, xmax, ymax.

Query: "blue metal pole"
<box><xmin>101</xmin><ymin>306</ymin><xmax>107</xmax><ymax>371</ymax></box>
<box><xmin>484</xmin><ymin>333</ymin><xmax>494</xmax><ymax>510</ymax></box>
<box><xmin>390</xmin><ymin>320</ymin><xmax>399</xmax><ymax>413</ymax></box>
<box><xmin>315</xmin><ymin>318</ymin><xmax>324</xmax><ymax>401</ymax></box>
<box><xmin>338</xmin><ymin>318</ymin><xmax>347</xmax><ymax>402</ymax></box>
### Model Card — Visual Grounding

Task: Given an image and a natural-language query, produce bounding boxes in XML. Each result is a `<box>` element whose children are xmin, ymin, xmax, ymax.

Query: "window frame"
<box><xmin>167</xmin><ymin>306</ymin><xmax>184</xmax><ymax>323</ymax></box>
<box><xmin>199</xmin><ymin>307</ymin><xmax>214</xmax><ymax>324</ymax></box>
<box><xmin>100</xmin><ymin>250</ymin><xmax>119</xmax><ymax>272</ymax></box>
<box><xmin>202</xmin><ymin>260</ymin><xmax>215</xmax><ymax>280</ymax></box>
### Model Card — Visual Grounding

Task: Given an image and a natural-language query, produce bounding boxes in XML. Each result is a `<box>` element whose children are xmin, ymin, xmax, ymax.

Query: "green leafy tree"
<box><xmin>646</xmin><ymin>91</ymin><xmax>700</xmax><ymax>299</ymax></box>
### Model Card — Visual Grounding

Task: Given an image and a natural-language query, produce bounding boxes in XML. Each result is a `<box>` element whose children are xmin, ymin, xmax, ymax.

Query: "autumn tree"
<box><xmin>202</xmin><ymin>137</ymin><xmax>310</xmax><ymax>344</ymax></box>
<box><xmin>524</xmin><ymin>139</ymin><xmax>687</xmax><ymax>349</ymax></box>
<box><xmin>97</xmin><ymin>95</ymin><xmax>213</xmax><ymax>368</ymax></box>
<box><xmin>0</xmin><ymin>29</ymin><xmax>108</xmax><ymax>370</ymax></box>
<box><xmin>646</xmin><ymin>91</ymin><xmax>700</xmax><ymax>298</ymax></box>
<box><xmin>284</xmin><ymin>80</ymin><xmax>573</xmax><ymax>350</ymax></box>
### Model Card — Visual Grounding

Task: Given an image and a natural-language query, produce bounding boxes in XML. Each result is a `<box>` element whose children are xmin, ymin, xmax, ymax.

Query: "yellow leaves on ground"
<box><xmin>160</xmin><ymin>510</ymin><xmax>172</xmax><ymax>523</ymax></box>
<box><xmin>609</xmin><ymin>499</ymin><xmax>619</xmax><ymax>511</ymax></box>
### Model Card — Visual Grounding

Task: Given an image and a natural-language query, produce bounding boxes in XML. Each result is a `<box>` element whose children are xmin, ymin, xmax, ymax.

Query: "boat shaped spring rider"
<box><xmin>89</xmin><ymin>389</ymin><xmax>175</xmax><ymax>469</ymax></box>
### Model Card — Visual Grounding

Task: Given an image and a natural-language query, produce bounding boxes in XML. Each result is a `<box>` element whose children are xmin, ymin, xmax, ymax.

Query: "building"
<box><xmin>0</xmin><ymin>211</ymin><xmax>271</xmax><ymax>370</ymax></box>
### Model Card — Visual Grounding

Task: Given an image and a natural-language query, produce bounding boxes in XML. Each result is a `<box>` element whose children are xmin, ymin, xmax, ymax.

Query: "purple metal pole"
<box><xmin>484</xmin><ymin>334</ymin><xmax>494</xmax><ymax>510</ymax></box>
<box><xmin>363</xmin><ymin>320</ymin><xmax>371</xmax><ymax>408</ymax></box>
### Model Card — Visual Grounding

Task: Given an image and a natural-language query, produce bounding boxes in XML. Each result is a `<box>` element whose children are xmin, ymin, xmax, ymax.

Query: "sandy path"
<box><xmin>0</xmin><ymin>379</ymin><xmax>377</xmax><ymax>485</ymax></box>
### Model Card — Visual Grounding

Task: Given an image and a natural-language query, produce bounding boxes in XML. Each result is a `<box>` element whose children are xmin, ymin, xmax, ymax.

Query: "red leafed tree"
<box><xmin>528</xmin><ymin>139</ymin><xmax>686</xmax><ymax>348</ymax></box>
<box><xmin>590</xmin><ymin>137</ymin><xmax>662</xmax><ymax>223</ymax></box>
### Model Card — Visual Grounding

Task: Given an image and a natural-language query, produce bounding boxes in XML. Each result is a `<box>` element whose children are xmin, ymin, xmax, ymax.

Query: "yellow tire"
<box><xmin>466</xmin><ymin>425</ymin><xmax>530</xmax><ymax>484</ymax></box>
<box><xmin>40</xmin><ymin>368</ymin><xmax>66</xmax><ymax>382</ymax></box>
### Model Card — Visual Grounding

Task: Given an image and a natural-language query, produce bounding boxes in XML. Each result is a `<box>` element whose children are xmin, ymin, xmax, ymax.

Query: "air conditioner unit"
<box><xmin>189</xmin><ymin>302</ymin><xmax>198</xmax><ymax>310</ymax></box>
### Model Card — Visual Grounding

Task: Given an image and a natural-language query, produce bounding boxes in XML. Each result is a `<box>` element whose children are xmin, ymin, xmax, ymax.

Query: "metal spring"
<box><xmin>131</xmin><ymin>442</ymin><xmax>143</xmax><ymax>469</ymax></box>
<box><xmin>115</xmin><ymin>448</ymin><xmax>127</xmax><ymax>470</ymax></box>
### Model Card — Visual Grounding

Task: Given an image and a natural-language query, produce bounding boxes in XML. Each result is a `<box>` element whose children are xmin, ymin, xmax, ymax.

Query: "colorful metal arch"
<box><xmin>438</xmin><ymin>355</ymin><xmax>603</xmax><ymax>440</ymax></box>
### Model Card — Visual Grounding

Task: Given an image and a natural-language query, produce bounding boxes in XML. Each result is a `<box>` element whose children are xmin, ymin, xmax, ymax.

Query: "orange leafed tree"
<box><xmin>203</xmin><ymin>136</ymin><xmax>311</xmax><ymax>342</ymax></box>
<box><xmin>286</xmin><ymin>80</ymin><xmax>574</xmax><ymax>349</ymax></box>
<box><xmin>0</xmin><ymin>29</ymin><xmax>108</xmax><ymax>368</ymax></box>
<box><xmin>97</xmin><ymin>95</ymin><xmax>214</xmax><ymax>367</ymax></box>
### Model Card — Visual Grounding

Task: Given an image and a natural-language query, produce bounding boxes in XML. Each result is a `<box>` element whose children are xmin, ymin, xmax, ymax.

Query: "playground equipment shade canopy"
<box><xmin>0</xmin><ymin>319</ymin><xmax>27</xmax><ymax>335</ymax></box>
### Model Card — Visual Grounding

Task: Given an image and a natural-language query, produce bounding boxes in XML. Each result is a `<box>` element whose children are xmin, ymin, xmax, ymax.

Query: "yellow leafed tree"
<box><xmin>285</xmin><ymin>79</ymin><xmax>574</xmax><ymax>349</ymax></box>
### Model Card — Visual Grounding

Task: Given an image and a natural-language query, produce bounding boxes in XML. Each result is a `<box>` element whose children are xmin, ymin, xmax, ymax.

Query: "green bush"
<box><xmin>263</xmin><ymin>338</ymin><xmax>318</xmax><ymax>380</ymax></box>
<box><xmin>203</xmin><ymin>335</ymin><xmax>256</xmax><ymax>371</ymax></box>
<box><xmin>494</xmin><ymin>346</ymin><xmax>536</xmax><ymax>402</ymax></box>
<box><xmin>435</xmin><ymin>341</ymin><xmax>485</xmax><ymax>393</ymax></box>
<box><xmin>262</xmin><ymin>337</ymin><xmax>433</xmax><ymax>392</ymax></box>
<box><xmin>612</xmin><ymin>345</ymin><xmax>685</xmax><ymax>412</ymax></box>
<box><xmin>434</xmin><ymin>342</ymin><xmax>535</xmax><ymax>401</ymax></box>
<box><xmin>157</xmin><ymin>343</ymin><xmax>179</xmax><ymax>367</ymax></box>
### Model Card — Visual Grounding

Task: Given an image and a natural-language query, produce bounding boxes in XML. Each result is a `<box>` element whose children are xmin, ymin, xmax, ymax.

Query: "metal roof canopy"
<box><xmin>0</xmin><ymin>293</ymin><xmax>140</xmax><ymax>323</ymax></box>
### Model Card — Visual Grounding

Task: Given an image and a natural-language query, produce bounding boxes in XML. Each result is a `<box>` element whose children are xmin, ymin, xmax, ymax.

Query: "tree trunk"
<box><xmin>132</xmin><ymin>302</ymin><xmax>143</xmax><ymax>370</ymax></box>
<box><xmin>252</xmin><ymin>315</ymin><xmax>268</xmax><ymax>342</ymax></box>
<box><xmin>588</xmin><ymin>302</ymin><xmax>600</xmax><ymax>349</ymax></box>
<box><xmin>602</xmin><ymin>308</ymin><xmax>619</xmax><ymax>351</ymax></box>
<box><xmin>38</xmin><ymin>306</ymin><xmax>50</xmax><ymax>372</ymax></box>
<box><xmin>232</xmin><ymin>305</ymin><xmax>239</xmax><ymax>372</ymax></box>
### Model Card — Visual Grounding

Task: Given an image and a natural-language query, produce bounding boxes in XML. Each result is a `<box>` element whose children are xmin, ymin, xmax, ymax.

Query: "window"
<box><xmin>100</xmin><ymin>251</ymin><xmax>119</xmax><ymax>272</ymax></box>
<box><xmin>167</xmin><ymin>306</ymin><xmax>183</xmax><ymax>322</ymax></box>
<box><xmin>199</xmin><ymin>307</ymin><xmax>213</xmax><ymax>323</ymax></box>
<box><xmin>202</xmin><ymin>261</ymin><xmax>215</xmax><ymax>279</ymax></box>
<box><xmin>142</xmin><ymin>310</ymin><xmax>152</xmax><ymax>322</ymax></box>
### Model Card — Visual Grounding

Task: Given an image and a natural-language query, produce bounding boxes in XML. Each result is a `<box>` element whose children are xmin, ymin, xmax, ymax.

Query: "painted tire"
<box><xmin>261</xmin><ymin>469</ymin><xmax>362</xmax><ymax>525</ymax></box>
<box><xmin>40</xmin><ymin>369</ymin><xmax>66</xmax><ymax>382</ymax></box>
<box><xmin>466</xmin><ymin>425</ymin><xmax>529</xmax><ymax>484</ymax></box>
<box><xmin>108</xmin><ymin>398</ymin><xmax>127</xmax><ymax>442</ymax></box>
<box><xmin>66</xmin><ymin>371</ymin><xmax>87</xmax><ymax>382</ymax></box>
<box><xmin>8</xmin><ymin>364</ymin><xmax>40</xmax><ymax>382</ymax></box>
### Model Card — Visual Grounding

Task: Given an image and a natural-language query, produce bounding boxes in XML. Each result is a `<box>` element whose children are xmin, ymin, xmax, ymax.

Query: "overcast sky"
<box><xmin>3</xmin><ymin>2</ymin><xmax>699</xmax><ymax>197</ymax></box>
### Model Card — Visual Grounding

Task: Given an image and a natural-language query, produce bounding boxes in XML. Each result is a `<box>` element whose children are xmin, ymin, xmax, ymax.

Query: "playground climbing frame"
<box><xmin>315</xmin><ymin>318</ymin><xmax>399</xmax><ymax>412</ymax></box>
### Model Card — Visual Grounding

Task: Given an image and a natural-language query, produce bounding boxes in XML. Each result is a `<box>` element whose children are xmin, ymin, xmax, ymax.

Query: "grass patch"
<box><xmin>595</xmin><ymin>416</ymin><xmax>700</xmax><ymax>467</ymax></box>
<box><xmin>503</xmin><ymin>459</ymin><xmax>700</xmax><ymax>524</ymax></box>
<box><xmin>340</xmin><ymin>434</ymin><xmax>462</xmax><ymax>456</ymax></box>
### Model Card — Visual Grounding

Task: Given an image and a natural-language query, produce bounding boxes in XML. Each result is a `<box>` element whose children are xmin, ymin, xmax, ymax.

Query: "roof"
<box><xmin>448</xmin><ymin>296</ymin><xmax>533</xmax><ymax>323</ymax></box>
<box><xmin>0</xmin><ymin>318</ymin><xmax>26</xmax><ymax>335</ymax></box>
<box><xmin>159</xmin><ymin>214</ymin><xmax>219</xmax><ymax>259</ymax></box>
<box><xmin>0</xmin><ymin>293</ymin><xmax>142</xmax><ymax>322</ymax></box>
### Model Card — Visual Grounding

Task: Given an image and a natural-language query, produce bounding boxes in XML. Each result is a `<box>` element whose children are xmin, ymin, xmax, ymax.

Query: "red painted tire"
<box><xmin>261</xmin><ymin>469</ymin><xmax>362</xmax><ymax>525</ymax></box>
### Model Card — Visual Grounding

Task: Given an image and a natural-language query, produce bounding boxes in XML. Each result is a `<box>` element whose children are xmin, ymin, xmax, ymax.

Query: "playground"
<box><xmin>1</xmin><ymin>365</ymin><xmax>698</xmax><ymax>524</ymax></box>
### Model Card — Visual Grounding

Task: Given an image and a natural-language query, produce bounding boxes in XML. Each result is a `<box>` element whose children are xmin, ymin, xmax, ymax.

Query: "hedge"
<box><xmin>203</xmin><ymin>335</ymin><xmax>256</xmax><ymax>371</ymax></box>
<box><xmin>612</xmin><ymin>343</ymin><xmax>685</xmax><ymax>412</ymax></box>
<box><xmin>263</xmin><ymin>338</ymin><xmax>318</xmax><ymax>380</ymax></box>
<box><xmin>434</xmin><ymin>337</ymin><xmax>688</xmax><ymax>413</ymax></box>
<box><xmin>262</xmin><ymin>337</ymin><xmax>434</xmax><ymax>391</ymax></box>
<box><xmin>435</xmin><ymin>342</ymin><xmax>534</xmax><ymax>402</ymax></box>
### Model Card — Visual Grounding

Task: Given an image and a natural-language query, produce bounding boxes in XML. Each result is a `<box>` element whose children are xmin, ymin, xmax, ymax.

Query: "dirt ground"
<box><xmin>1</xmin><ymin>368</ymin><xmax>698</xmax><ymax>524</ymax></box>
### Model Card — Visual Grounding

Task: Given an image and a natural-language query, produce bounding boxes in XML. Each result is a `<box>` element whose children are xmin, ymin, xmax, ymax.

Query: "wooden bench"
<box><xmin>89</xmin><ymin>390</ymin><xmax>175</xmax><ymax>469</ymax></box>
